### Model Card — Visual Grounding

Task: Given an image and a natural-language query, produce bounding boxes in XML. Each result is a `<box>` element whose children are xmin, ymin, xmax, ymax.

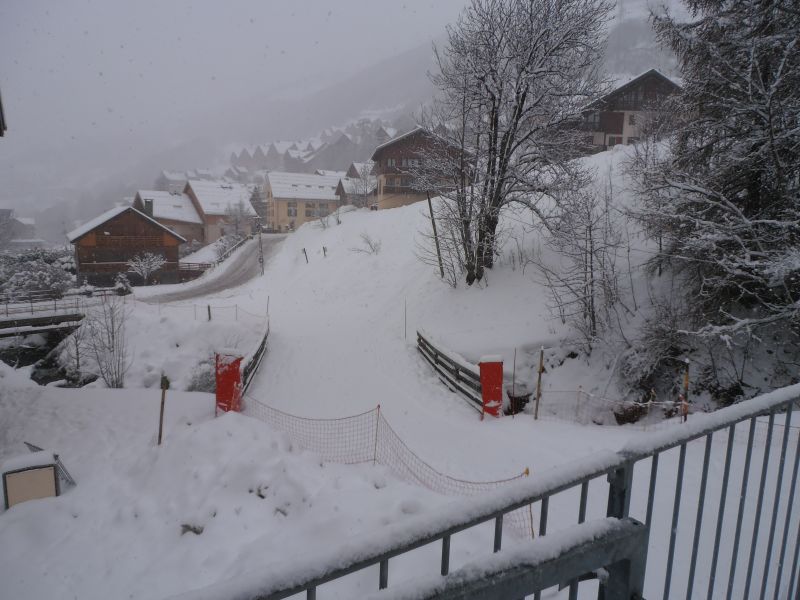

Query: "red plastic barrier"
<box><xmin>215</xmin><ymin>353</ymin><xmax>243</xmax><ymax>413</ymax></box>
<box><xmin>478</xmin><ymin>356</ymin><xmax>503</xmax><ymax>418</ymax></box>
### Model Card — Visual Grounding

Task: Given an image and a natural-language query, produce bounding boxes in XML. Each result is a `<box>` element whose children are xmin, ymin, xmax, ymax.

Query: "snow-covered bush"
<box><xmin>0</xmin><ymin>247</ymin><xmax>76</xmax><ymax>299</ymax></box>
<box><xmin>114</xmin><ymin>273</ymin><xmax>132</xmax><ymax>296</ymax></box>
<box><xmin>1</xmin><ymin>260</ymin><xmax>74</xmax><ymax>299</ymax></box>
<box><xmin>127</xmin><ymin>252</ymin><xmax>167</xmax><ymax>285</ymax></box>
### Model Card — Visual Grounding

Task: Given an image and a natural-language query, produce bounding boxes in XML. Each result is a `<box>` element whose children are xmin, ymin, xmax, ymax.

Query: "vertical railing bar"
<box><xmin>687</xmin><ymin>433</ymin><xmax>713</xmax><ymax>599</ymax></box>
<box><xmin>539</xmin><ymin>496</ymin><xmax>549</xmax><ymax>536</ymax></box>
<box><xmin>726</xmin><ymin>417</ymin><xmax>758</xmax><ymax>600</ymax></box>
<box><xmin>707</xmin><ymin>423</ymin><xmax>736</xmax><ymax>600</ymax></box>
<box><xmin>743</xmin><ymin>410</ymin><xmax>775</xmax><ymax>599</ymax></box>
<box><xmin>760</xmin><ymin>402</ymin><xmax>793</xmax><ymax>599</ymax></box>
<box><xmin>441</xmin><ymin>535</ymin><xmax>451</xmax><ymax>576</ymax></box>
<box><xmin>568</xmin><ymin>481</ymin><xmax>590</xmax><ymax>600</ymax></box>
<box><xmin>578</xmin><ymin>481</ymin><xmax>588</xmax><ymax>524</ymax></box>
<box><xmin>379</xmin><ymin>559</ymin><xmax>388</xmax><ymax>590</ymax></box>
<box><xmin>791</xmin><ymin>531</ymin><xmax>800</xmax><ymax>600</ymax></box>
<box><xmin>663</xmin><ymin>442</ymin><xmax>687</xmax><ymax>600</ymax></box>
<box><xmin>533</xmin><ymin>496</ymin><xmax>549</xmax><ymax>600</ymax></box>
<box><xmin>493</xmin><ymin>514</ymin><xmax>503</xmax><ymax>553</ymax></box>
<box><xmin>306</xmin><ymin>587</ymin><xmax>316</xmax><ymax>600</ymax></box>
<box><xmin>645</xmin><ymin>452</ymin><xmax>660</xmax><ymax>527</ymax></box>
<box><xmin>773</xmin><ymin>401</ymin><xmax>800</xmax><ymax>600</ymax></box>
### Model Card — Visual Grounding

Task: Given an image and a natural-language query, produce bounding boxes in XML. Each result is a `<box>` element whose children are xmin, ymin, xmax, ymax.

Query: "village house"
<box><xmin>582</xmin><ymin>69</ymin><xmax>681</xmax><ymax>149</ymax></box>
<box><xmin>67</xmin><ymin>206</ymin><xmax>185</xmax><ymax>286</ymax></box>
<box><xmin>346</xmin><ymin>161</ymin><xmax>375</xmax><ymax>179</ymax></box>
<box><xmin>184</xmin><ymin>179</ymin><xmax>257</xmax><ymax>243</ymax></box>
<box><xmin>370</xmin><ymin>127</ymin><xmax>438</xmax><ymax>210</ymax></box>
<box><xmin>132</xmin><ymin>190</ymin><xmax>204</xmax><ymax>244</ymax></box>
<box><xmin>264</xmin><ymin>172</ymin><xmax>340</xmax><ymax>232</ymax></box>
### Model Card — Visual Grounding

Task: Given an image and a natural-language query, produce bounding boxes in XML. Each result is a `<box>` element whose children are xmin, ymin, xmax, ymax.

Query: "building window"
<box><xmin>317</xmin><ymin>203</ymin><xmax>329</xmax><ymax>217</ymax></box>
<box><xmin>628</xmin><ymin>113</ymin><xmax>636</xmax><ymax>126</ymax></box>
<box><xmin>305</xmin><ymin>203</ymin><xmax>314</xmax><ymax>217</ymax></box>
<box><xmin>287</xmin><ymin>201</ymin><xmax>297</xmax><ymax>217</ymax></box>
<box><xmin>608</xmin><ymin>136</ymin><xmax>623</xmax><ymax>147</ymax></box>
<box><xmin>387</xmin><ymin>158</ymin><xmax>396</xmax><ymax>167</ymax></box>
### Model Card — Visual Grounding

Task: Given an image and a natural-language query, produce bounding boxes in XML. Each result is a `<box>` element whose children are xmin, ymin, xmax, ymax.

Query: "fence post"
<box><xmin>534</xmin><ymin>347</ymin><xmax>544</xmax><ymax>420</ymax></box>
<box><xmin>373</xmin><ymin>405</ymin><xmax>381</xmax><ymax>465</ymax></box>
<box><xmin>207</xmin><ymin>304</ymin><xmax>211</xmax><ymax>321</ymax></box>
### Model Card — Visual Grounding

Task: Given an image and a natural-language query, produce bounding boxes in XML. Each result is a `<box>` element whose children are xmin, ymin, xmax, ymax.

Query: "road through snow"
<box><xmin>143</xmin><ymin>234</ymin><xmax>285</xmax><ymax>302</ymax></box>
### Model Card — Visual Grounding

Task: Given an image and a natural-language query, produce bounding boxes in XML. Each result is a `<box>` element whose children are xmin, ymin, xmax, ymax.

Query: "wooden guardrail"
<box><xmin>417</xmin><ymin>331</ymin><xmax>483</xmax><ymax>411</ymax></box>
<box><xmin>242</xmin><ymin>320</ymin><xmax>270</xmax><ymax>393</ymax></box>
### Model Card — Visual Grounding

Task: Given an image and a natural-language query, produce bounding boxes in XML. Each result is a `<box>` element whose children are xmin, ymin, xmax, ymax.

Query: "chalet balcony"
<box><xmin>381</xmin><ymin>185</ymin><xmax>420</xmax><ymax>195</ymax></box>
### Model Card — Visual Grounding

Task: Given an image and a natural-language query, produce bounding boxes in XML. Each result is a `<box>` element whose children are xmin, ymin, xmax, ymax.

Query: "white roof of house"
<box><xmin>271</xmin><ymin>141</ymin><xmax>298</xmax><ymax>154</ymax></box>
<box><xmin>187</xmin><ymin>180</ymin><xmax>256</xmax><ymax>216</ymax></box>
<box><xmin>286</xmin><ymin>148</ymin><xmax>312</xmax><ymax>160</ymax></box>
<box><xmin>67</xmin><ymin>206</ymin><xmax>186</xmax><ymax>243</ymax></box>
<box><xmin>373</xmin><ymin>126</ymin><xmax>425</xmax><ymax>153</ymax></box>
<box><xmin>137</xmin><ymin>190</ymin><xmax>202</xmax><ymax>224</ymax></box>
<box><xmin>15</xmin><ymin>217</ymin><xmax>35</xmax><ymax>226</ymax></box>
<box><xmin>267</xmin><ymin>172</ymin><xmax>341</xmax><ymax>201</ymax></box>
<box><xmin>161</xmin><ymin>170</ymin><xmax>187</xmax><ymax>182</ymax></box>
<box><xmin>339</xmin><ymin>176</ymin><xmax>377</xmax><ymax>195</ymax></box>
<box><xmin>315</xmin><ymin>170</ymin><xmax>347</xmax><ymax>178</ymax></box>
<box><xmin>350</xmin><ymin>161</ymin><xmax>374</xmax><ymax>174</ymax></box>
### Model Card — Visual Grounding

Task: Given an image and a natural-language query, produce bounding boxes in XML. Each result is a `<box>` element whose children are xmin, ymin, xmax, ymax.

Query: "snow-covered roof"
<box><xmin>315</xmin><ymin>170</ymin><xmax>347</xmax><ymax>178</ymax></box>
<box><xmin>586</xmin><ymin>68</ymin><xmax>681</xmax><ymax>110</ymax></box>
<box><xmin>267</xmin><ymin>172</ymin><xmax>341</xmax><ymax>201</ymax></box>
<box><xmin>373</xmin><ymin>126</ymin><xmax>425</xmax><ymax>154</ymax></box>
<box><xmin>338</xmin><ymin>176</ymin><xmax>377</xmax><ymax>195</ymax></box>
<box><xmin>286</xmin><ymin>148</ymin><xmax>312</xmax><ymax>160</ymax></box>
<box><xmin>67</xmin><ymin>206</ymin><xmax>187</xmax><ymax>243</ymax></box>
<box><xmin>136</xmin><ymin>190</ymin><xmax>202</xmax><ymax>224</ymax></box>
<box><xmin>160</xmin><ymin>170</ymin><xmax>187</xmax><ymax>182</ymax></box>
<box><xmin>271</xmin><ymin>141</ymin><xmax>298</xmax><ymax>154</ymax></box>
<box><xmin>186</xmin><ymin>180</ymin><xmax>256</xmax><ymax>217</ymax></box>
<box><xmin>350</xmin><ymin>161</ymin><xmax>374</xmax><ymax>175</ymax></box>
<box><xmin>15</xmin><ymin>217</ymin><xmax>35</xmax><ymax>226</ymax></box>
<box><xmin>1</xmin><ymin>450</ymin><xmax>56</xmax><ymax>474</ymax></box>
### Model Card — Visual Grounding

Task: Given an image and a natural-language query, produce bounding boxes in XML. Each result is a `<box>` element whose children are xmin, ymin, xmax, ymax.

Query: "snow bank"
<box><xmin>0</xmin><ymin>385</ymin><xmax>461</xmax><ymax>600</ymax></box>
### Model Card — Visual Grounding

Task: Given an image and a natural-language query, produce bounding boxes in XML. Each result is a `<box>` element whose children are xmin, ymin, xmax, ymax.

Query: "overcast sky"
<box><xmin>0</xmin><ymin>0</ymin><xmax>466</xmax><ymax>212</ymax></box>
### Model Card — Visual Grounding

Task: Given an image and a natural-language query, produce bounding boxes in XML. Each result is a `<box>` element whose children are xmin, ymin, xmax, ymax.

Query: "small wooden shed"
<box><xmin>67</xmin><ymin>206</ymin><xmax>186</xmax><ymax>286</ymax></box>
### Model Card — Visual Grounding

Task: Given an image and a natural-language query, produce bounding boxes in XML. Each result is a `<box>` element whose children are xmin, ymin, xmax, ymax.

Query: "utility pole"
<box><xmin>426</xmin><ymin>191</ymin><xmax>444</xmax><ymax>279</ymax></box>
<box><xmin>256</xmin><ymin>216</ymin><xmax>265</xmax><ymax>276</ymax></box>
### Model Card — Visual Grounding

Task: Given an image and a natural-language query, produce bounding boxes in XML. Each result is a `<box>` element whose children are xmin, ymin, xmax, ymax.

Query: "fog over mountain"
<box><xmin>0</xmin><ymin>0</ymin><xmax>681</xmax><ymax>242</ymax></box>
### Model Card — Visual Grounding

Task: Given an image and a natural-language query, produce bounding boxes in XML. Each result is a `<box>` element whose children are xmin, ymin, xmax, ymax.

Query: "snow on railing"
<box><xmin>171</xmin><ymin>384</ymin><xmax>800</xmax><ymax>600</ymax></box>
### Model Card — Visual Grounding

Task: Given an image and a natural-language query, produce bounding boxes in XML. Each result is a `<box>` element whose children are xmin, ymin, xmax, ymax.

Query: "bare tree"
<box><xmin>85</xmin><ymin>294</ymin><xmax>130</xmax><ymax>388</ymax></box>
<box><xmin>349</xmin><ymin>232</ymin><xmax>382</xmax><ymax>255</ymax></box>
<box><xmin>350</xmin><ymin>162</ymin><xmax>376</xmax><ymax>209</ymax></box>
<box><xmin>223</xmin><ymin>200</ymin><xmax>253</xmax><ymax>237</ymax></box>
<box><xmin>127</xmin><ymin>252</ymin><xmax>166</xmax><ymax>285</ymax></box>
<box><xmin>420</xmin><ymin>0</ymin><xmax>612</xmax><ymax>285</ymax></box>
<box><xmin>532</xmin><ymin>175</ymin><xmax>625</xmax><ymax>350</ymax></box>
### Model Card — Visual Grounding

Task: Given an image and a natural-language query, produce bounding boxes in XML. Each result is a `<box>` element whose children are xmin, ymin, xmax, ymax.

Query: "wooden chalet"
<box><xmin>370</xmin><ymin>127</ymin><xmax>436</xmax><ymax>210</ymax></box>
<box><xmin>583</xmin><ymin>69</ymin><xmax>681</xmax><ymax>149</ymax></box>
<box><xmin>67</xmin><ymin>206</ymin><xmax>185</xmax><ymax>286</ymax></box>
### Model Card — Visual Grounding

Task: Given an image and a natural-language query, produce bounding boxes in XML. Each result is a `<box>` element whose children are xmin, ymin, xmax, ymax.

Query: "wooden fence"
<box><xmin>417</xmin><ymin>331</ymin><xmax>483</xmax><ymax>412</ymax></box>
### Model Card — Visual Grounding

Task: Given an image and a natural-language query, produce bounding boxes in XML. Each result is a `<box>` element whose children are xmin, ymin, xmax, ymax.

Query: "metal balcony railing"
<box><xmin>169</xmin><ymin>385</ymin><xmax>800</xmax><ymax>600</ymax></box>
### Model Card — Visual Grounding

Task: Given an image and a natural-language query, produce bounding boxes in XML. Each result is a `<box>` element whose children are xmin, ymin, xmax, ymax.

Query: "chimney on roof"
<box><xmin>143</xmin><ymin>199</ymin><xmax>154</xmax><ymax>217</ymax></box>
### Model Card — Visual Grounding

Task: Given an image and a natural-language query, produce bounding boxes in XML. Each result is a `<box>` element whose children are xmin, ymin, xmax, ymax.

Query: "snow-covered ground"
<box><xmin>2</xmin><ymin>147</ymin><xmax>798</xmax><ymax>599</ymax></box>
